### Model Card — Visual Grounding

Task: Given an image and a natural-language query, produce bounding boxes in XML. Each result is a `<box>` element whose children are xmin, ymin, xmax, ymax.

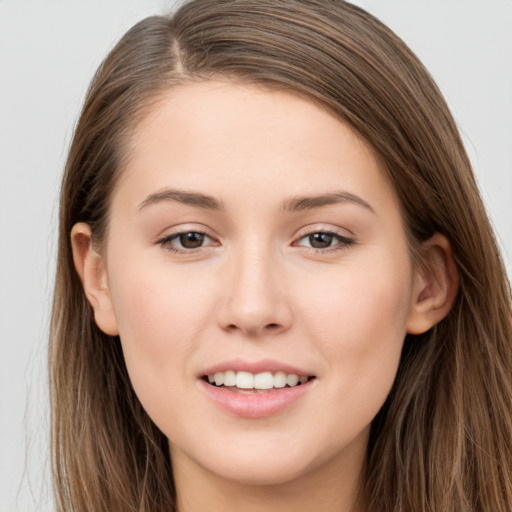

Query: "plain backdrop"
<box><xmin>0</xmin><ymin>1</ymin><xmax>511</xmax><ymax>511</ymax></box>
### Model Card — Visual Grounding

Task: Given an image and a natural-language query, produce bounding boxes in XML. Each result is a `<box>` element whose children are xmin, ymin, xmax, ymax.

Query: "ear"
<box><xmin>406</xmin><ymin>233</ymin><xmax>460</xmax><ymax>335</ymax></box>
<box><xmin>71</xmin><ymin>223</ymin><xmax>119</xmax><ymax>336</ymax></box>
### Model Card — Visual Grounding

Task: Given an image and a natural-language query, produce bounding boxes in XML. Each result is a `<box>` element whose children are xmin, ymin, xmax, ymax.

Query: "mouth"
<box><xmin>202</xmin><ymin>370</ymin><xmax>316</xmax><ymax>393</ymax></box>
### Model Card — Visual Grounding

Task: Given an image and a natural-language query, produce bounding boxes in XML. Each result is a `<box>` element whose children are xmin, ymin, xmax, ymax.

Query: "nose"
<box><xmin>216</xmin><ymin>243</ymin><xmax>293</xmax><ymax>337</ymax></box>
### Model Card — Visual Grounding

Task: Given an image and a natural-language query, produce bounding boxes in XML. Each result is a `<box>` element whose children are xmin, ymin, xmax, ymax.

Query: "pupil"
<box><xmin>309</xmin><ymin>233</ymin><xmax>333</xmax><ymax>249</ymax></box>
<box><xmin>180</xmin><ymin>232</ymin><xmax>204</xmax><ymax>248</ymax></box>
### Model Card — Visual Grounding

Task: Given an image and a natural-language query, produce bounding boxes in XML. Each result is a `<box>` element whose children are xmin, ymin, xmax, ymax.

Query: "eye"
<box><xmin>158</xmin><ymin>231</ymin><xmax>217</xmax><ymax>252</ymax></box>
<box><xmin>295</xmin><ymin>231</ymin><xmax>354</xmax><ymax>251</ymax></box>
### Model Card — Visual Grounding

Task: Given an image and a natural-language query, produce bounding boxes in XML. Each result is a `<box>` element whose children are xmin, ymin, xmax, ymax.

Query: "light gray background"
<box><xmin>1</xmin><ymin>1</ymin><xmax>511</xmax><ymax>511</ymax></box>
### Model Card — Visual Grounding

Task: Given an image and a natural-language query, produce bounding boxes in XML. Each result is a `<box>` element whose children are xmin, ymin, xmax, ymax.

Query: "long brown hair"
<box><xmin>50</xmin><ymin>1</ymin><xmax>512</xmax><ymax>510</ymax></box>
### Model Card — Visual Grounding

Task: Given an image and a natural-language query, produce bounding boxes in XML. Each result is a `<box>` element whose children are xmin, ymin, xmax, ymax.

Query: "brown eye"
<box><xmin>179</xmin><ymin>232</ymin><xmax>205</xmax><ymax>249</ymax></box>
<box><xmin>158</xmin><ymin>231</ymin><xmax>216</xmax><ymax>253</ymax></box>
<box><xmin>308</xmin><ymin>233</ymin><xmax>334</xmax><ymax>249</ymax></box>
<box><xmin>294</xmin><ymin>231</ymin><xmax>354</xmax><ymax>252</ymax></box>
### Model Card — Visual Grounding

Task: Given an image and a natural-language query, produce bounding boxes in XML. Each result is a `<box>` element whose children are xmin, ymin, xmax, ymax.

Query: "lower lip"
<box><xmin>199</xmin><ymin>379</ymin><xmax>315</xmax><ymax>418</ymax></box>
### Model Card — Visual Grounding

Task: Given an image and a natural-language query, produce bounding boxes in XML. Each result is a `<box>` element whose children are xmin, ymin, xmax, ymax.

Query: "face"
<box><xmin>95</xmin><ymin>81</ymin><xmax>423</xmax><ymax>487</ymax></box>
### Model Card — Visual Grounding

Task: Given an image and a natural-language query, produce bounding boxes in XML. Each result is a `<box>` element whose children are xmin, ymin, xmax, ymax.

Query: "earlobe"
<box><xmin>71</xmin><ymin>223</ymin><xmax>119</xmax><ymax>336</ymax></box>
<box><xmin>406</xmin><ymin>233</ymin><xmax>460</xmax><ymax>335</ymax></box>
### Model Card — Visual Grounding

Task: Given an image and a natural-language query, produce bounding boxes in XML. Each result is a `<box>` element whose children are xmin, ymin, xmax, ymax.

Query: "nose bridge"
<box><xmin>218</xmin><ymin>236</ymin><xmax>291</xmax><ymax>335</ymax></box>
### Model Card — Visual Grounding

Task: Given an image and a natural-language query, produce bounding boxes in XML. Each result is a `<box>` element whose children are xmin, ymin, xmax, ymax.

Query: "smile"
<box><xmin>204</xmin><ymin>370</ymin><xmax>312</xmax><ymax>392</ymax></box>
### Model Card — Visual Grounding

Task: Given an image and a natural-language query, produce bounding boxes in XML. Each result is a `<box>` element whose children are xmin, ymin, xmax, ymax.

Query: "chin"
<box><xmin>207</xmin><ymin>457</ymin><xmax>314</xmax><ymax>487</ymax></box>
<box><xmin>189</xmin><ymin>436</ymin><xmax>340</xmax><ymax>488</ymax></box>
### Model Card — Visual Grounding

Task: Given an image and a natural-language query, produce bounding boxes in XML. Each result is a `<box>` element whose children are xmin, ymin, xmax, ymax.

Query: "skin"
<box><xmin>72</xmin><ymin>81</ymin><xmax>458</xmax><ymax>512</ymax></box>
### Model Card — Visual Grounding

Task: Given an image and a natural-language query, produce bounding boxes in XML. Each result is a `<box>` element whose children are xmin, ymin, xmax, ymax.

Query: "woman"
<box><xmin>49</xmin><ymin>1</ymin><xmax>512</xmax><ymax>511</ymax></box>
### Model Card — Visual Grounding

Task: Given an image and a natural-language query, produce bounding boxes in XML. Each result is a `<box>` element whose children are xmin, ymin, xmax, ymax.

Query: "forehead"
<box><xmin>114</xmin><ymin>80</ymin><xmax>398</xmax><ymax>216</ymax></box>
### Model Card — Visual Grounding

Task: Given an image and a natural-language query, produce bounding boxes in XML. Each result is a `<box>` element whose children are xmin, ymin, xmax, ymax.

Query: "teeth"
<box><xmin>286</xmin><ymin>374</ymin><xmax>299</xmax><ymax>387</ymax></box>
<box><xmin>224</xmin><ymin>370</ymin><xmax>236</xmax><ymax>387</ymax></box>
<box><xmin>205</xmin><ymin>370</ymin><xmax>311</xmax><ymax>390</ymax></box>
<box><xmin>274</xmin><ymin>371</ymin><xmax>287</xmax><ymax>388</ymax></box>
<box><xmin>236</xmin><ymin>371</ymin><xmax>254</xmax><ymax>389</ymax></box>
<box><xmin>253</xmin><ymin>371</ymin><xmax>274</xmax><ymax>389</ymax></box>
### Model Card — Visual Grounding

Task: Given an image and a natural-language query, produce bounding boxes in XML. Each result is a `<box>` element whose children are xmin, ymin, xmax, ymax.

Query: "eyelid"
<box><xmin>153</xmin><ymin>222</ymin><xmax>215</xmax><ymax>240</ymax></box>
<box><xmin>293</xmin><ymin>223</ymin><xmax>355</xmax><ymax>241</ymax></box>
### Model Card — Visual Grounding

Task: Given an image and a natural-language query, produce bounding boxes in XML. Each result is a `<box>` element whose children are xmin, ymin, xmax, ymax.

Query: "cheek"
<box><xmin>106</xmin><ymin>256</ymin><xmax>216</xmax><ymax>407</ymax></box>
<box><xmin>323</xmin><ymin>274</ymin><xmax>410</xmax><ymax>350</ymax></box>
<box><xmin>299</xmin><ymin>255</ymin><xmax>412</xmax><ymax>420</ymax></box>
<box><xmin>302</xmin><ymin>251</ymin><xmax>412</xmax><ymax>342</ymax></box>
<box><xmin>109</xmin><ymin>248</ymin><xmax>216</xmax><ymax>337</ymax></box>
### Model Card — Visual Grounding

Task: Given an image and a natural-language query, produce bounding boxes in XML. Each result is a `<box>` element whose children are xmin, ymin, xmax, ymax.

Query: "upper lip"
<box><xmin>200</xmin><ymin>358</ymin><xmax>315</xmax><ymax>377</ymax></box>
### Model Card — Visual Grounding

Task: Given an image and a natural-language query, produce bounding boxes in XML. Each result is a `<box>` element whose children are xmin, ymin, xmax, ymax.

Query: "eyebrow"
<box><xmin>281</xmin><ymin>191</ymin><xmax>375</xmax><ymax>214</ymax></box>
<box><xmin>138</xmin><ymin>187</ymin><xmax>375</xmax><ymax>214</ymax></box>
<box><xmin>138</xmin><ymin>188</ymin><xmax>224</xmax><ymax>211</ymax></box>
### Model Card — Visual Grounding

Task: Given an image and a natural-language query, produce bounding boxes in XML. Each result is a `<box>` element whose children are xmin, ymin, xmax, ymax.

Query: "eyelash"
<box><xmin>157</xmin><ymin>229</ymin><xmax>355</xmax><ymax>254</ymax></box>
